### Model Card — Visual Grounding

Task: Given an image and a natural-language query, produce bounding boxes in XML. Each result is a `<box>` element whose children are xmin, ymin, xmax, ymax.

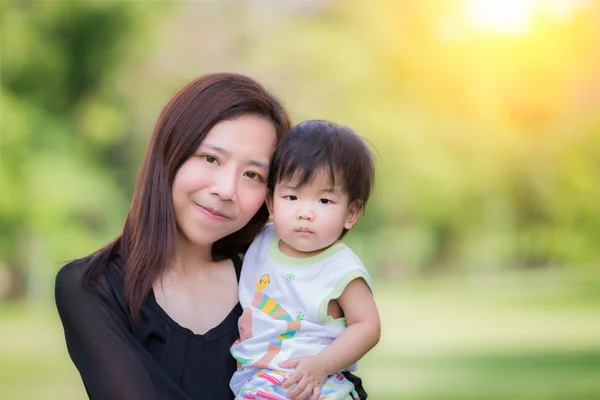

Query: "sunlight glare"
<box><xmin>465</xmin><ymin>0</ymin><xmax>538</xmax><ymax>34</ymax></box>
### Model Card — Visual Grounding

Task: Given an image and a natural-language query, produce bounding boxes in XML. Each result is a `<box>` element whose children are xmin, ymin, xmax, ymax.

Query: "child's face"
<box><xmin>267</xmin><ymin>169</ymin><xmax>361</xmax><ymax>258</ymax></box>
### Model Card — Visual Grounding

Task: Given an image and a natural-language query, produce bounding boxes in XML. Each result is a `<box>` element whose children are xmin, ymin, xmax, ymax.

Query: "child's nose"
<box><xmin>297</xmin><ymin>208</ymin><xmax>314</xmax><ymax>221</ymax></box>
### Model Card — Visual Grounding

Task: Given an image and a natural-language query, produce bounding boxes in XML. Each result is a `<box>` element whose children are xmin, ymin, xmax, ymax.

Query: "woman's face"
<box><xmin>172</xmin><ymin>114</ymin><xmax>277</xmax><ymax>250</ymax></box>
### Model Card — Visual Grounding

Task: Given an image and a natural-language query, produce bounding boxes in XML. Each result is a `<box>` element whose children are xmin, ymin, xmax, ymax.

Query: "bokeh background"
<box><xmin>2</xmin><ymin>1</ymin><xmax>600</xmax><ymax>399</ymax></box>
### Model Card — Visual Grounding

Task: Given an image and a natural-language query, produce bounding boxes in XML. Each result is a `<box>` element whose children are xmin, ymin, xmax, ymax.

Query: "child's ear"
<box><xmin>344</xmin><ymin>200</ymin><xmax>362</xmax><ymax>230</ymax></box>
<box><xmin>265</xmin><ymin>195</ymin><xmax>274</xmax><ymax>219</ymax></box>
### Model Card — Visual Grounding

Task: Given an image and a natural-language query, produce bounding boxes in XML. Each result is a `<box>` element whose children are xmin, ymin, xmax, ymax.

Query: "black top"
<box><xmin>55</xmin><ymin>255</ymin><xmax>367</xmax><ymax>400</ymax></box>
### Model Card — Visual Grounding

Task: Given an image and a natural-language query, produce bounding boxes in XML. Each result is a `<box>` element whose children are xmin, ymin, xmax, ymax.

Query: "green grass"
<box><xmin>1</xmin><ymin>270</ymin><xmax>600</xmax><ymax>399</ymax></box>
<box><xmin>360</xmin><ymin>349</ymin><xmax>600</xmax><ymax>399</ymax></box>
<box><xmin>0</xmin><ymin>304</ymin><xmax>85</xmax><ymax>399</ymax></box>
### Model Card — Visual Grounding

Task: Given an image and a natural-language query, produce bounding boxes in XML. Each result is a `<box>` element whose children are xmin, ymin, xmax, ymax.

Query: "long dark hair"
<box><xmin>83</xmin><ymin>73</ymin><xmax>291</xmax><ymax>320</ymax></box>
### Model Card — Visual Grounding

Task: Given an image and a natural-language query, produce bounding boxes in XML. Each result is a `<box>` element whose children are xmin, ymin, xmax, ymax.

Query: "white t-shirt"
<box><xmin>230</xmin><ymin>224</ymin><xmax>372</xmax><ymax>394</ymax></box>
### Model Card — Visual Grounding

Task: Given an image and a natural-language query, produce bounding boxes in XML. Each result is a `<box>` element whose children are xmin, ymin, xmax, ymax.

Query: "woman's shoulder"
<box><xmin>55</xmin><ymin>256</ymin><xmax>94</xmax><ymax>288</ymax></box>
<box><xmin>55</xmin><ymin>254</ymin><xmax>124</xmax><ymax>301</ymax></box>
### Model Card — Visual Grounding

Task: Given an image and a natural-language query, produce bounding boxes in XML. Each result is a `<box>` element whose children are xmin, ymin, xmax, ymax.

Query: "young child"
<box><xmin>230</xmin><ymin>120</ymin><xmax>381</xmax><ymax>400</ymax></box>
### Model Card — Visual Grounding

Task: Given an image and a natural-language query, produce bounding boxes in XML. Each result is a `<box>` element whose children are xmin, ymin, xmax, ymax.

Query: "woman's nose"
<box><xmin>209</xmin><ymin>167</ymin><xmax>237</xmax><ymax>201</ymax></box>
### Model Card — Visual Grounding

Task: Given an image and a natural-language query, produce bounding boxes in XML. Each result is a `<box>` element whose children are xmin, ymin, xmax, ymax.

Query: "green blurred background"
<box><xmin>1</xmin><ymin>1</ymin><xmax>599</xmax><ymax>399</ymax></box>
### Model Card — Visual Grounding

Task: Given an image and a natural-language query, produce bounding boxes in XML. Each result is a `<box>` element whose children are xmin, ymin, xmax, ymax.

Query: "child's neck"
<box><xmin>277</xmin><ymin>239</ymin><xmax>336</xmax><ymax>259</ymax></box>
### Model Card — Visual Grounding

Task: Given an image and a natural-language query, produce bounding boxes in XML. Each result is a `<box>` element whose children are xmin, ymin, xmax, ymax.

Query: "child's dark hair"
<box><xmin>268</xmin><ymin>120</ymin><xmax>375</xmax><ymax>238</ymax></box>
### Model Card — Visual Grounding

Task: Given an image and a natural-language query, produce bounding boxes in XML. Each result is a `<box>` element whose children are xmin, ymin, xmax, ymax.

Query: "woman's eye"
<box><xmin>244</xmin><ymin>171</ymin><xmax>265</xmax><ymax>182</ymax></box>
<box><xmin>284</xmin><ymin>195</ymin><xmax>298</xmax><ymax>201</ymax></box>
<box><xmin>201</xmin><ymin>154</ymin><xmax>219</xmax><ymax>164</ymax></box>
<box><xmin>319</xmin><ymin>198</ymin><xmax>332</xmax><ymax>204</ymax></box>
<box><xmin>203</xmin><ymin>155</ymin><xmax>219</xmax><ymax>164</ymax></box>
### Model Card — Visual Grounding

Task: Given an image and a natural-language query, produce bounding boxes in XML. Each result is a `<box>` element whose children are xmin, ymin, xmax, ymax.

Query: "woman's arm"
<box><xmin>55</xmin><ymin>261</ymin><xmax>191</xmax><ymax>400</ymax></box>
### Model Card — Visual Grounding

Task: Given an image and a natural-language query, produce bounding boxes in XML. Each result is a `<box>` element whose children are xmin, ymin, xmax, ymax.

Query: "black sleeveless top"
<box><xmin>55</xmin><ymin>255</ymin><xmax>367</xmax><ymax>399</ymax></box>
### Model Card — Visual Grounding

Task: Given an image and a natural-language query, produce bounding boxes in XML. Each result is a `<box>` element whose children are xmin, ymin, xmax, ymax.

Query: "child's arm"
<box><xmin>280</xmin><ymin>278</ymin><xmax>381</xmax><ymax>400</ymax></box>
<box><xmin>318</xmin><ymin>277</ymin><xmax>381</xmax><ymax>371</ymax></box>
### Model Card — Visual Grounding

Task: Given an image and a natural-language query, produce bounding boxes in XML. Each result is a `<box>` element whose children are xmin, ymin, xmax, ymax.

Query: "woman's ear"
<box><xmin>344</xmin><ymin>200</ymin><xmax>362</xmax><ymax>230</ymax></box>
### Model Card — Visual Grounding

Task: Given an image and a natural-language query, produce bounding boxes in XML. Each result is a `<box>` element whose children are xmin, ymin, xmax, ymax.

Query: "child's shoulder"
<box><xmin>257</xmin><ymin>222</ymin><xmax>276</xmax><ymax>243</ymax></box>
<box><xmin>311</xmin><ymin>244</ymin><xmax>368</xmax><ymax>280</ymax></box>
<box><xmin>262</xmin><ymin>222</ymin><xmax>276</xmax><ymax>235</ymax></box>
<box><xmin>245</xmin><ymin>223</ymin><xmax>276</xmax><ymax>253</ymax></box>
<box><xmin>330</xmin><ymin>243</ymin><xmax>365</xmax><ymax>267</ymax></box>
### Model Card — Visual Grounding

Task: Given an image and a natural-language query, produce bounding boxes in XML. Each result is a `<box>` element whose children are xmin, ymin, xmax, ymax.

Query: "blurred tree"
<box><xmin>1</xmin><ymin>0</ymin><xmax>598</xmax><ymax>300</ymax></box>
<box><xmin>239</xmin><ymin>0</ymin><xmax>600</xmax><ymax>273</ymax></box>
<box><xmin>0</xmin><ymin>1</ymin><xmax>162</xmax><ymax>300</ymax></box>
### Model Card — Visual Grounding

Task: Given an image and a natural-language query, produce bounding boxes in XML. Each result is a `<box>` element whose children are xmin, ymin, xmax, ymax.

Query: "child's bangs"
<box><xmin>276</xmin><ymin>154</ymin><xmax>339</xmax><ymax>189</ymax></box>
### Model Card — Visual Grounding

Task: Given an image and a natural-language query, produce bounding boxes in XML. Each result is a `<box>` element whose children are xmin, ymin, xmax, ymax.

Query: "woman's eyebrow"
<box><xmin>247</xmin><ymin>159</ymin><xmax>270</xmax><ymax>169</ymax></box>
<box><xmin>202</xmin><ymin>143</ymin><xmax>269</xmax><ymax>169</ymax></box>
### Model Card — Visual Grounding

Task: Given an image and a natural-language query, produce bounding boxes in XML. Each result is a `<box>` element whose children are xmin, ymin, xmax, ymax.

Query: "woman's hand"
<box><xmin>279</xmin><ymin>355</ymin><xmax>329</xmax><ymax>400</ymax></box>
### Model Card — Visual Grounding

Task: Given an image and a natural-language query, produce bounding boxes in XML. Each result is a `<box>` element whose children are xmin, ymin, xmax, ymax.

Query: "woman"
<box><xmin>55</xmin><ymin>73</ymin><xmax>367</xmax><ymax>400</ymax></box>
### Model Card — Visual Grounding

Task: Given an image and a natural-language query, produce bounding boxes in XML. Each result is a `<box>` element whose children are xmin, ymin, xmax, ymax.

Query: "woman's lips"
<box><xmin>194</xmin><ymin>202</ymin><xmax>230</xmax><ymax>221</ymax></box>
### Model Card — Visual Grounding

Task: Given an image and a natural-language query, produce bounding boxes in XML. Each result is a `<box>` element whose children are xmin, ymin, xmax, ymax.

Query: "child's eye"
<box><xmin>284</xmin><ymin>195</ymin><xmax>298</xmax><ymax>201</ymax></box>
<box><xmin>244</xmin><ymin>171</ymin><xmax>265</xmax><ymax>182</ymax></box>
<box><xmin>319</xmin><ymin>198</ymin><xmax>333</xmax><ymax>204</ymax></box>
<box><xmin>202</xmin><ymin>155</ymin><xmax>219</xmax><ymax>164</ymax></box>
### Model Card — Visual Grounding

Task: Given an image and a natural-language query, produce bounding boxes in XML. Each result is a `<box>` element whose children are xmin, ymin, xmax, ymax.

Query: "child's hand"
<box><xmin>279</xmin><ymin>355</ymin><xmax>329</xmax><ymax>400</ymax></box>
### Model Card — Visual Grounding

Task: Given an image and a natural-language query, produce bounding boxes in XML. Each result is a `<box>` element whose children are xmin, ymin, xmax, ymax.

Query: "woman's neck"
<box><xmin>170</xmin><ymin>235</ymin><xmax>214</xmax><ymax>275</ymax></box>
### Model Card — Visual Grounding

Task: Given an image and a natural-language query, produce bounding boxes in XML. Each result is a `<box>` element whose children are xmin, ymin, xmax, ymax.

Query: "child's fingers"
<box><xmin>308</xmin><ymin>385</ymin><xmax>321</xmax><ymax>400</ymax></box>
<box><xmin>282</xmin><ymin>371</ymin><xmax>301</xmax><ymax>389</ymax></box>
<box><xmin>279</xmin><ymin>357</ymin><xmax>300</xmax><ymax>369</ymax></box>
<box><xmin>286</xmin><ymin>377</ymin><xmax>312</xmax><ymax>400</ymax></box>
